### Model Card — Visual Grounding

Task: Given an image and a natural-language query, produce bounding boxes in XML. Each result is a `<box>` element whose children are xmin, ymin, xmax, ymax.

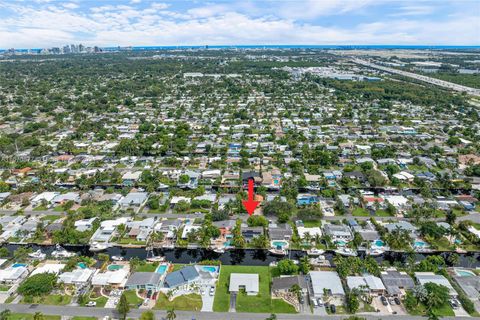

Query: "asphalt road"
<box><xmin>2</xmin><ymin>304</ymin><xmax>480</xmax><ymax>320</ymax></box>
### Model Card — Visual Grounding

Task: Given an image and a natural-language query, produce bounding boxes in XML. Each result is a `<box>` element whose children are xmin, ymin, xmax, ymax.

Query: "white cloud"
<box><xmin>0</xmin><ymin>0</ymin><xmax>478</xmax><ymax>48</ymax></box>
<box><xmin>62</xmin><ymin>3</ymin><xmax>79</xmax><ymax>10</ymax></box>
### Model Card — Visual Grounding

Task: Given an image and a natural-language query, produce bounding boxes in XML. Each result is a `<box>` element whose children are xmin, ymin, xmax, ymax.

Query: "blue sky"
<box><xmin>0</xmin><ymin>0</ymin><xmax>479</xmax><ymax>48</ymax></box>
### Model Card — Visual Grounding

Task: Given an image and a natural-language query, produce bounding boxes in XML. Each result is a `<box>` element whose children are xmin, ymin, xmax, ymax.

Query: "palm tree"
<box><xmin>33</xmin><ymin>312</ymin><xmax>44</xmax><ymax>320</ymax></box>
<box><xmin>166</xmin><ymin>308</ymin><xmax>176</xmax><ymax>320</ymax></box>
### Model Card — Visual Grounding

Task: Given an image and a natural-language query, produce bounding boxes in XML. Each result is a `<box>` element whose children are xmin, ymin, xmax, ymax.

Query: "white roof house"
<box><xmin>415</xmin><ymin>272</ymin><xmax>457</xmax><ymax>296</ymax></box>
<box><xmin>309</xmin><ymin>271</ymin><xmax>345</xmax><ymax>298</ymax></box>
<box><xmin>297</xmin><ymin>227</ymin><xmax>322</xmax><ymax>239</ymax></box>
<box><xmin>31</xmin><ymin>192</ymin><xmax>60</xmax><ymax>204</ymax></box>
<box><xmin>118</xmin><ymin>192</ymin><xmax>148</xmax><ymax>207</ymax></box>
<box><xmin>0</xmin><ymin>266</ymin><xmax>28</xmax><ymax>283</ymax></box>
<box><xmin>58</xmin><ymin>268</ymin><xmax>94</xmax><ymax>286</ymax></box>
<box><xmin>74</xmin><ymin>218</ymin><xmax>97</xmax><ymax>232</ymax></box>
<box><xmin>182</xmin><ymin>225</ymin><xmax>202</xmax><ymax>239</ymax></box>
<box><xmin>30</xmin><ymin>263</ymin><xmax>65</xmax><ymax>276</ymax></box>
<box><xmin>91</xmin><ymin>269</ymin><xmax>129</xmax><ymax>287</ymax></box>
<box><xmin>229</xmin><ymin>273</ymin><xmax>259</xmax><ymax>295</ymax></box>
<box><xmin>52</xmin><ymin>192</ymin><xmax>81</xmax><ymax>203</ymax></box>
<box><xmin>347</xmin><ymin>275</ymin><xmax>386</xmax><ymax>292</ymax></box>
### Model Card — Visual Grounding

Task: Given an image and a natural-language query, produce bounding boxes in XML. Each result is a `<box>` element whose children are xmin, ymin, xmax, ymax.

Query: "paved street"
<box><xmin>1</xmin><ymin>303</ymin><xmax>479</xmax><ymax>320</ymax></box>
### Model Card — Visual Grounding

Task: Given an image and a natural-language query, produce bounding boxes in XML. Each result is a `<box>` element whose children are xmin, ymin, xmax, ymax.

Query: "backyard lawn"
<box><xmin>135</xmin><ymin>262</ymin><xmax>158</xmax><ymax>272</ymax></box>
<box><xmin>154</xmin><ymin>292</ymin><xmax>202</xmax><ymax>311</ymax></box>
<box><xmin>213</xmin><ymin>265</ymin><xmax>296</xmax><ymax>314</ymax></box>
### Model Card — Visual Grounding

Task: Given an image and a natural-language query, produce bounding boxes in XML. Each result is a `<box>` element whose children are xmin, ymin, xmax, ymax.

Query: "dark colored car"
<box><xmin>394</xmin><ymin>297</ymin><xmax>401</xmax><ymax>305</ymax></box>
<box><xmin>380</xmin><ymin>296</ymin><xmax>388</xmax><ymax>306</ymax></box>
<box><xmin>330</xmin><ymin>304</ymin><xmax>336</xmax><ymax>313</ymax></box>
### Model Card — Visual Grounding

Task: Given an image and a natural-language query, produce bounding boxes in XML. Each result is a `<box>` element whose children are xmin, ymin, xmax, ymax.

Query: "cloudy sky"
<box><xmin>0</xmin><ymin>0</ymin><xmax>479</xmax><ymax>48</ymax></box>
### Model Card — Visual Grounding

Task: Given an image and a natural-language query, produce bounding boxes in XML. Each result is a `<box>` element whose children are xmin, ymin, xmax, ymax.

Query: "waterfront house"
<box><xmin>0</xmin><ymin>265</ymin><xmax>28</xmax><ymax>284</ymax></box>
<box><xmin>346</xmin><ymin>275</ymin><xmax>386</xmax><ymax>296</ymax></box>
<box><xmin>415</xmin><ymin>272</ymin><xmax>457</xmax><ymax>296</ymax></box>
<box><xmin>229</xmin><ymin>273</ymin><xmax>259</xmax><ymax>296</ymax></box>
<box><xmin>241</xmin><ymin>226</ymin><xmax>264</xmax><ymax>242</ymax></box>
<box><xmin>323</xmin><ymin>224</ymin><xmax>353</xmax><ymax>243</ymax></box>
<box><xmin>268</xmin><ymin>223</ymin><xmax>293</xmax><ymax>241</ymax></box>
<box><xmin>164</xmin><ymin>266</ymin><xmax>200</xmax><ymax>289</ymax></box>
<box><xmin>272</xmin><ymin>275</ymin><xmax>308</xmax><ymax>295</ymax></box>
<box><xmin>125</xmin><ymin>272</ymin><xmax>162</xmax><ymax>291</ymax></box>
<box><xmin>453</xmin><ymin>273</ymin><xmax>480</xmax><ymax>302</ymax></box>
<box><xmin>91</xmin><ymin>269</ymin><xmax>129</xmax><ymax>288</ymax></box>
<box><xmin>380</xmin><ymin>269</ymin><xmax>415</xmax><ymax>297</ymax></box>
<box><xmin>58</xmin><ymin>268</ymin><xmax>94</xmax><ymax>288</ymax></box>
<box><xmin>308</xmin><ymin>271</ymin><xmax>345</xmax><ymax>303</ymax></box>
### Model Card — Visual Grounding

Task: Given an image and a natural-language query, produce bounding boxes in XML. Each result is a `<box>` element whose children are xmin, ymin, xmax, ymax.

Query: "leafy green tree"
<box><xmin>0</xmin><ymin>309</ymin><xmax>11</xmax><ymax>320</ymax></box>
<box><xmin>18</xmin><ymin>273</ymin><xmax>57</xmax><ymax>297</ymax></box>
<box><xmin>33</xmin><ymin>312</ymin><xmax>44</xmax><ymax>320</ymax></box>
<box><xmin>117</xmin><ymin>292</ymin><xmax>130</xmax><ymax>320</ymax></box>
<box><xmin>276</xmin><ymin>259</ymin><xmax>299</xmax><ymax>275</ymax></box>
<box><xmin>139</xmin><ymin>311</ymin><xmax>155</xmax><ymax>320</ymax></box>
<box><xmin>166</xmin><ymin>308</ymin><xmax>176</xmax><ymax>320</ymax></box>
<box><xmin>346</xmin><ymin>291</ymin><xmax>360</xmax><ymax>313</ymax></box>
<box><xmin>247</xmin><ymin>215</ymin><xmax>268</xmax><ymax>227</ymax></box>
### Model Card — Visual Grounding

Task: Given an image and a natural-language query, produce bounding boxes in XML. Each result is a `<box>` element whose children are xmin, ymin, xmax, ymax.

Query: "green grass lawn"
<box><xmin>6</xmin><ymin>314</ymin><xmax>60</xmax><ymax>320</ymax></box>
<box><xmin>80</xmin><ymin>295</ymin><xmax>108</xmax><ymax>308</ymax></box>
<box><xmin>375</xmin><ymin>209</ymin><xmax>393</xmax><ymax>217</ymax></box>
<box><xmin>33</xmin><ymin>205</ymin><xmax>48</xmax><ymax>211</ymax></box>
<box><xmin>40</xmin><ymin>215</ymin><xmax>60</xmax><ymax>222</ymax></box>
<box><xmin>0</xmin><ymin>284</ymin><xmax>10</xmax><ymax>291</ymax></box>
<box><xmin>213</xmin><ymin>265</ymin><xmax>297</xmax><ymax>314</ymax></box>
<box><xmin>407</xmin><ymin>302</ymin><xmax>454</xmax><ymax>317</ymax></box>
<box><xmin>154</xmin><ymin>292</ymin><xmax>202</xmax><ymax>311</ymax></box>
<box><xmin>21</xmin><ymin>294</ymin><xmax>71</xmax><ymax>306</ymax></box>
<box><xmin>172</xmin><ymin>264</ymin><xmax>186</xmax><ymax>272</ymax></box>
<box><xmin>123</xmin><ymin>289</ymin><xmax>143</xmax><ymax>308</ymax></box>
<box><xmin>302</xmin><ymin>220</ymin><xmax>321</xmax><ymax>227</ymax></box>
<box><xmin>135</xmin><ymin>262</ymin><xmax>158</xmax><ymax>272</ymax></box>
<box><xmin>352</xmin><ymin>207</ymin><xmax>370</xmax><ymax>216</ymax></box>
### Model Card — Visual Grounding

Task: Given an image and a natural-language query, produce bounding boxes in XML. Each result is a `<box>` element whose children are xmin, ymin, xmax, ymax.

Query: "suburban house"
<box><xmin>380</xmin><ymin>269</ymin><xmax>415</xmax><ymax>297</ymax></box>
<box><xmin>308</xmin><ymin>271</ymin><xmax>345</xmax><ymax>303</ymax></box>
<box><xmin>323</xmin><ymin>224</ymin><xmax>353</xmax><ymax>243</ymax></box>
<box><xmin>346</xmin><ymin>275</ymin><xmax>386</xmax><ymax>296</ymax></box>
<box><xmin>0</xmin><ymin>265</ymin><xmax>29</xmax><ymax>284</ymax></box>
<box><xmin>229</xmin><ymin>273</ymin><xmax>259</xmax><ymax>296</ymax></box>
<box><xmin>241</xmin><ymin>226</ymin><xmax>264</xmax><ymax>242</ymax></box>
<box><xmin>118</xmin><ymin>192</ymin><xmax>148</xmax><ymax>209</ymax></box>
<box><xmin>58</xmin><ymin>268</ymin><xmax>95</xmax><ymax>288</ymax></box>
<box><xmin>91</xmin><ymin>269</ymin><xmax>129</xmax><ymax>288</ymax></box>
<box><xmin>268</xmin><ymin>223</ymin><xmax>293</xmax><ymax>241</ymax></box>
<box><xmin>272</xmin><ymin>275</ymin><xmax>308</xmax><ymax>295</ymax></box>
<box><xmin>125</xmin><ymin>272</ymin><xmax>163</xmax><ymax>291</ymax></box>
<box><xmin>453</xmin><ymin>274</ymin><xmax>480</xmax><ymax>302</ymax></box>
<box><xmin>164</xmin><ymin>266</ymin><xmax>200</xmax><ymax>289</ymax></box>
<box><xmin>415</xmin><ymin>272</ymin><xmax>458</xmax><ymax>296</ymax></box>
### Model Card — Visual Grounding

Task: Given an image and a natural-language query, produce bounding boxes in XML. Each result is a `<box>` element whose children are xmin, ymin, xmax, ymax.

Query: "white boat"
<box><xmin>307</xmin><ymin>248</ymin><xmax>325</xmax><ymax>256</ymax></box>
<box><xmin>269</xmin><ymin>248</ymin><xmax>287</xmax><ymax>256</ymax></box>
<box><xmin>89</xmin><ymin>242</ymin><xmax>111</xmax><ymax>252</ymax></box>
<box><xmin>146</xmin><ymin>250</ymin><xmax>165</xmax><ymax>262</ymax></box>
<box><xmin>334</xmin><ymin>247</ymin><xmax>358</xmax><ymax>257</ymax></box>
<box><xmin>366</xmin><ymin>248</ymin><xmax>384</xmax><ymax>256</ymax></box>
<box><xmin>51</xmin><ymin>244</ymin><xmax>76</xmax><ymax>259</ymax></box>
<box><xmin>310</xmin><ymin>255</ymin><xmax>331</xmax><ymax>267</ymax></box>
<box><xmin>112</xmin><ymin>256</ymin><xmax>124</xmax><ymax>261</ymax></box>
<box><xmin>28</xmin><ymin>249</ymin><xmax>46</xmax><ymax>260</ymax></box>
<box><xmin>213</xmin><ymin>247</ymin><xmax>225</xmax><ymax>253</ymax></box>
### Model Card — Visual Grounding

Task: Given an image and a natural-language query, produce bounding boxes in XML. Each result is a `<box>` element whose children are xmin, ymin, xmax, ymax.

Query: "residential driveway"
<box><xmin>201</xmin><ymin>286</ymin><xmax>215</xmax><ymax>312</ymax></box>
<box><xmin>372</xmin><ymin>297</ymin><xmax>391</xmax><ymax>314</ymax></box>
<box><xmin>229</xmin><ymin>292</ymin><xmax>237</xmax><ymax>312</ymax></box>
<box><xmin>453</xmin><ymin>305</ymin><xmax>470</xmax><ymax>317</ymax></box>
<box><xmin>312</xmin><ymin>306</ymin><xmax>328</xmax><ymax>316</ymax></box>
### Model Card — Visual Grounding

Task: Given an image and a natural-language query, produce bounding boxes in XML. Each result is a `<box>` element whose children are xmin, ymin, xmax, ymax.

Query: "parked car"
<box><xmin>330</xmin><ymin>304</ymin><xmax>336</xmax><ymax>314</ymax></box>
<box><xmin>209</xmin><ymin>287</ymin><xmax>215</xmax><ymax>296</ymax></box>
<box><xmin>317</xmin><ymin>298</ymin><xmax>323</xmax><ymax>307</ymax></box>
<box><xmin>450</xmin><ymin>299</ymin><xmax>459</xmax><ymax>309</ymax></box>
<box><xmin>380</xmin><ymin>296</ymin><xmax>388</xmax><ymax>306</ymax></box>
<box><xmin>87</xmin><ymin>301</ymin><xmax>96</xmax><ymax>307</ymax></box>
<box><xmin>143</xmin><ymin>298</ymin><xmax>149</xmax><ymax>306</ymax></box>
<box><xmin>394</xmin><ymin>297</ymin><xmax>401</xmax><ymax>305</ymax></box>
<box><xmin>312</xmin><ymin>299</ymin><xmax>318</xmax><ymax>307</ymax></box>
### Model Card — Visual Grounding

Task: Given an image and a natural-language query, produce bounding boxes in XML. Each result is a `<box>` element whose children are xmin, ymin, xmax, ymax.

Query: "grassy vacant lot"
<box><xmin>154</xmin><ymin>292</ymin><xmax>202</xmax><ymax>311</ymax></box>
<box><xmin>21</xmin><ymin>294</ymin><xmax>71</xmax><ymax>306</ymax></box>
<box><xmin>124</xmin><ymin>289</ymin><xmax>143</xmax><ymax>308</ymax></box>
<box><xmin>7</xmin><ymin>314</ymin><xmax>60</xmax><ymax>320</ymax></box>
<box><xmin>408</xmin><ymin>302</ymin><xmax>454</xmax><ymax>317</ymax></box>
<box><xmin>213</xmin><ymin>265</ymin><xmax>296</xmax><ymax>314</ymax></box>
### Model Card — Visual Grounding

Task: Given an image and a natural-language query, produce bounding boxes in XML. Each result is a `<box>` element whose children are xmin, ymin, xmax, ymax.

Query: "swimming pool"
<box><xmin>12</xmin><ymin>263</ymin><xmax>27</xmax><ymax>268</ymax></box>
<box><xmin>271</xmin><ymin>241</ymin><xmax>288</xmax><ymax>248</ymax></box>
<box><xmin>77</xmin><ymin>262</ymin><xmax>87</xmax><ymax>269</ymax></box>
<box><xmin>107</xmin><ymin>264</ymin><xmax>124</xmax><ymax>271</ymax></box>
<box><xmin>414</xmin><ymin>240</ymin><xmax>428</xmax><ymax>248</ymax></box>
<box><xmin>374</xmin><ymin>239</ymin><xmax>385</xmax><ymax>247</ymax></box>
<box><xmin>201</xmin><ymin>266</ymin><xmax>217</xmax><ymax>273</ymax></box>
<box><xmin>156</xmin><ymin>265</ymin><xmax>168</xmax><ymax>274</ymax></box>
<box><xmin>455</xmin><ymin>269</ymin><xmax>475</xmax><ymax>277</ymax></box>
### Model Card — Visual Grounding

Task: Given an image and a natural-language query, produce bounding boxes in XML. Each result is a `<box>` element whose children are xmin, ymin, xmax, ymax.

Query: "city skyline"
<box><xmin>0</xmin><ymin>0</ymin><xmax>479</xmax><ymax>48</ymax></box>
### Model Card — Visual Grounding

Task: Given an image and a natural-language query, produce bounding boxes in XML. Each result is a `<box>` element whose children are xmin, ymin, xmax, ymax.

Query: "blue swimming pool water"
<box><xmin>456</xmin><ymin>269</ymin><xmax>475</xmax><ymax>277</ymax></box>
<box><xmin>223</xmin><ymin>240</ymin><xmax>232</xmax><ymax>247</ymax></box>
<box><xmin>156</xmin><ymin>265</ymin><xmax>167</xmax><ymax>274</ymax></box>
<box><xmin>202</xmin><ymin>266</ymin><xmax>217</xmax><ymax>273</ymax></box>
<box><xmin>77</xmin><ymin>262</ymin><xmax>87</xmax><ymax>269</ymax></box>
<box><xmin>374</xmin><ymin>240</ymin><xmax>385</xmax><ymax>247</ymax></box>
<box><xmin>272</xmin><ymin>241</ymin><xmax>287</xmax><ymax>248</ymax></box>
<box><xmin>108</xmin><ymin>264</ymin><xmax>123</xmax><ymax>271</ymax></box>
<box><xmin>12</xmin><ymin>263</ymin><xmax>27</xmax><ymax>268</ymax></box>
<box><xmin>414</xmin><ymin>241</ymin><xmax>427</xmax><ymax>247</ymax></box>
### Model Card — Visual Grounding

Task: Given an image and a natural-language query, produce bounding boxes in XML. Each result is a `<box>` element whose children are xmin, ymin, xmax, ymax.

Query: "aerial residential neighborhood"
<box><xmin>0</xmin><ymin>1</ymin><xmax>479</xmax><ymax>320</ymax></box>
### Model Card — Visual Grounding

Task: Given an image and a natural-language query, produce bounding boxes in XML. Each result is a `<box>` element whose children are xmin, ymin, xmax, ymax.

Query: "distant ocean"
<box><xmin>2</xmin><ymin>44</ymin><xmax>480</xmax><ymax>53</ymax></box>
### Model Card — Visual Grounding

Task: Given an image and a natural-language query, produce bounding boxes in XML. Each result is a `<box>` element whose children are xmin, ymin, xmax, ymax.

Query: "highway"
<box><xmin>352</xmin><ymin>58</ymin><xmax>480</xmax><ymax>97</ymax></box>
<box><xmin>1</xmin><ymin>303</ymin><xmax>479</xmax><ymax>320</ymax></box>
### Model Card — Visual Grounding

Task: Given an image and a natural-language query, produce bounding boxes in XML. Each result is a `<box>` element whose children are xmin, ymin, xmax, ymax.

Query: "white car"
<box><xmin>87</xmin><ymin>301</ymin><xmax>96</xmax><ymax>307</ymax></box>
<box><xmin>209</xmin><ymin>287</ymin><xmax>215</xmax><ymax>296</ymax></box>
